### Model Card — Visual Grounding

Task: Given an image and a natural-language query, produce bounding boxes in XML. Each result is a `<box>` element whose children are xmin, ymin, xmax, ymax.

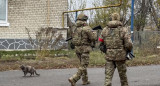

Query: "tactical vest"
<box><xmin>104</xmin><ymin>27</ymin><xmax>124</xmax><ymax>49</ymax></box>
<box><xmin>104</xmin><ymin>27</ymin><xmax>126</xmax><ymax>61</ymax></box>
<box><xmin>72</xmin><ymin>27</ymin><xmax>90</xmax><ymax>46</ymax></box>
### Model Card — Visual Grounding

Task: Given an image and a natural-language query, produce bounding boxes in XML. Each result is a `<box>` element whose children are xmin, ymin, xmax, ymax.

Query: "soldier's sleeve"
<box><xmin>123</xmin><ymin>27</ymin><xmax>133</xmax><ymax>52</ymax></box>
<box><xmin>99</xmin><ymin>32</ymin><xmax>104</xmax><ymax>42</ymax></box>
<box><xmin>86</xmin><ymin>26</ymin><xmax>97</xmax><ymax>41</ymax></box>
<box><xmin>98</xmin><ymin>26</ymin><xmax>108</xmax><ymax>42</ymax></box>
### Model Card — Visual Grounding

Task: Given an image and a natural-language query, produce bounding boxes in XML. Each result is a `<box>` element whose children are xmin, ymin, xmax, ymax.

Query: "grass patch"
<box><xmin>90</xmin><ymin>50</ymin><xmax>160</xmax><ymax>67</ymax></box>
<box><xmin>0</xmin><ymin>57</ymin><xmax>79</xmax><ymax>71</ymax></box>
<box><xmin>126</xmin><ymin>48</ymin><xmax>160</xmax><ymax>66</ymax></box>
<box><xmin>127</xmin><ymin>54</ymin><xmax>160</xmax><ymax>66</ymax></box>
<box><xmin>89</xmin><ymin>51</ymin><xmax>105</xmax><ymax>66</ymax></box>
<box><xmin>1</xmin><ymin>50</ymin><xmax>160</xmax><ymax>71</ymax></box>
<box><xmin>0</xmin><ymin>55</ymin><xmax>21</xmax><ymax>62</ymax></box>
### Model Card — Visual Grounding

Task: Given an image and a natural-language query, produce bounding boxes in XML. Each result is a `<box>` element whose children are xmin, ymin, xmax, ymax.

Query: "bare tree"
<box><xmin>25</xmin><ymin>27</ymin><xmax>63</xmax><ymax>59</ymax></box>
<box><xmin>134</xmin><ymin>0</ymin><xmax>150</xmax><ymax>31</ymax></box>
<box><xmin>149</xmin><ymin>0</ymin><xmax>160</xmax><ymax>30</ymax></box>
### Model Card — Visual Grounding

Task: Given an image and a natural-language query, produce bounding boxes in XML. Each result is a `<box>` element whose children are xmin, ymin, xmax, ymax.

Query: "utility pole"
<box><xmin>131</xmin><ymin>0</ymin><xmax>135</xmax><ymax>42</ymax></box>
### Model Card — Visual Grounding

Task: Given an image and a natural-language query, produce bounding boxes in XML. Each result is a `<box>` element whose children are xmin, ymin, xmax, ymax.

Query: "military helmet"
<box><xmin>77</xmin><ymin>13</ymin><xmax>88</xmax><ymax>21</ymax></box>
<box><xmin>111</xmin><ymin>13</ymin><xmax>120</xmax><ymax>21</ymax></box>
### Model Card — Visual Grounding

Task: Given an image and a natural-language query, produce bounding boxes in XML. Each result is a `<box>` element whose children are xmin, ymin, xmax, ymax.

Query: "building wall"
<box><xmin>0</xmin><ymin>0</ymin><xmax>68</xmax><ymax>39</ymax></box>
<box><xmin>0</xmin><ymin>0</ymin><xmax>68</xmax><ymax>50</ymax></box>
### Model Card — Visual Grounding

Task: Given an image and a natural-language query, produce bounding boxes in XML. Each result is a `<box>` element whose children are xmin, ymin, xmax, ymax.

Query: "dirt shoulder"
<box><xmin>0</xmin><ymin>57</ymin><xmax>79</xmax><ymax>71</ymax></box>
<box><xmin>1</xmin><ymin>53</ymin><xmax>160</xmax><ymax>71</ymax></box>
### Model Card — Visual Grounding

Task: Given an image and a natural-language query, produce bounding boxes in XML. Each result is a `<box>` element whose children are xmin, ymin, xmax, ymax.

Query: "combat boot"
<box><xmin>68</xmin><ymin>78</ymin><xmax>76</xmax><ymax>86</ymax></box>
<box><xmin>82</xmin><ymin>81</ymin><xmax>90</xmax><ymax>85</ymax></box>
<box><xmin>82</xmin><ymin>73</ymin><xmax>90</xmax><ymax>85</ymax></box>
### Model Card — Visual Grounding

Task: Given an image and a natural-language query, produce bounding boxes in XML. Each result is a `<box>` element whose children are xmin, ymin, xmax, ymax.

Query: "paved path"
<box><xmin>0</xmin><ymin>65</ymin><xmax>160</xmax><ymax>86</ymax></box>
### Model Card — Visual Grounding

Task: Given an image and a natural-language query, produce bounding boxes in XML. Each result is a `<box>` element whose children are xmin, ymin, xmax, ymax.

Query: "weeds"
<box><xmin>89</xmin><ymin>51</ymin><xmax>105</xmax><ymax>66</ymax></box>
<box><xmin>1</xmin><ymin>49</ymin><xmax>160</xmax><ymax>71</ymax></box>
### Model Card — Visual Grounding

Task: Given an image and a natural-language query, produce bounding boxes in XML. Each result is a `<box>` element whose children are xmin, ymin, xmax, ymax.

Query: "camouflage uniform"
<box><xmin>68</xmin><ymin>13</ymin><xmax>96</xmax><ymax>86</ymax></box>
<box><xmin>99</xmin><ymin>13</ymin><xmax>133</xmax><ymax>86</ymax></box>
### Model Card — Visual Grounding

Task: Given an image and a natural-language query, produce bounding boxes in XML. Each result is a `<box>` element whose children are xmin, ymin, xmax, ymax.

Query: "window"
<box><xmin>0</xmin><ymin>0</ymin><xmax>9</xmax><ymax>26</ymax></box>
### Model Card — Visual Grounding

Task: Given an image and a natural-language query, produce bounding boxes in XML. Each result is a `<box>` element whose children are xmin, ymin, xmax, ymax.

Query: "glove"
<box><xmin>70</xmin><ymin>42</ymin><xmax>75</xmax><ymax>49</ymax></box>
<box><xmin>99</xmin><ymin>42</ymin><xmax>106</xmax><ymax>53</ymax></box>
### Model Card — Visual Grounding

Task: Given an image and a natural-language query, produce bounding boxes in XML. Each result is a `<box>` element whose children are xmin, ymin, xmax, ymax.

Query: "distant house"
<box><xmin>0</xmin><ymin>0</ymin><xmax>68</xmax><ymax>50</ymax></box>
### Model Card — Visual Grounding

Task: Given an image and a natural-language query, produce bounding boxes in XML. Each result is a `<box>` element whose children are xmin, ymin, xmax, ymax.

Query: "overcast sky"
<box><xmin>68</xmin><ymin>0</ymin><xmax>103</xmax><ymax>21</ymax></box>
<box><xmin>71</xmin><ymin>0</ymin><xmax>103</xmax><ymax>9</ymax></box>
<box><xmin>68</xmin><ymin>0</ymin><xmax>132</xmax><ymax>22</ymax></box>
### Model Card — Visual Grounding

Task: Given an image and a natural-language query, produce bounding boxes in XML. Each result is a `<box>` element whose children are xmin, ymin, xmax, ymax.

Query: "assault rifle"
<box><xmin>92</xmin><ymin>25</ymin><xmax>102</xmax><ymax>30</ymax></box>
<box><xmin>66</xmin><ymin>37</ymin><xmax>72</xmax><ymax>41</ymax></box>
<box><xmin>66</xmin><ymin>25</ymin><xmax>102</xmax><ymax>41</ymax></box>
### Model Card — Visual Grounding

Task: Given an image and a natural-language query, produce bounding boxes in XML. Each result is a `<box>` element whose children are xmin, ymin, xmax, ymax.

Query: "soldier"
<box><xmin>68</xmin><ymin>13</ymin><xmax>96</xmax><ymax>86</ymax></box>
<box><xmin>99</xmin><ymin>13</ymin><xmax>133</xmax><ymax>86</ymax></box>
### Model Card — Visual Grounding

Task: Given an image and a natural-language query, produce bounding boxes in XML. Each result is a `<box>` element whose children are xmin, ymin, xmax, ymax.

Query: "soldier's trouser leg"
<box><xmin>69</xmin><ymin>53</ymin><xmax>82</xmax><ymax>83</ymax></box>
<box><xmin>69</xmin><ymin>53</ymin><xmax>89</xmax><ymax>83</ymax></box>
<box><xmin>81</xmin><ymin>52</ymin><xmax>89</xmax><ymax>83</ymax></box>
<box><xmin>116</xmin><ymin>61</ymin><xmax>128</xmax><ymax>86</ymax></box>
<box><xmin>104</xmin><ymin>60</ymin><xmax>116</xmax><ymax>86</ymax></box>
<box><xmin>70</xmin><ymin>66</ymin><xmax>83</xmax><ymax>83</ymax></box>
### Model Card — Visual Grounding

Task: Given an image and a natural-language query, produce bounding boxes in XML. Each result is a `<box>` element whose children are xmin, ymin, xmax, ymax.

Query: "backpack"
<box><xmin>103</xmin><ymin>27</ymin><xmax>127</xmax><ymax>60</ymax></box>
<box><xmin>104</xmin><ymin>27</ymin><xmax>124</xmax><ymax>49</ymax></box>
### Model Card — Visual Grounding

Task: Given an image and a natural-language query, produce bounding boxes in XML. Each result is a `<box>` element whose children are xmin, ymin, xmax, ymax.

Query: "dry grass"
<box><xmin>0</xmin><ymin>57</ymin><xmax>79</xmax><ymax>71</ymax></box>
<box><xmin>89</xmin><ymin>51</ymin><xmax>105</xmax><ymax>66</ymax></box>
<box><xmin>127</xmin><ymin>54</ymin><xmax>160</xmax><ymax>66</ymax></box>
<box><xmin>0</xmin><ymin>50</ymin><xmax>160</xmax><ymax>71</ymax></box>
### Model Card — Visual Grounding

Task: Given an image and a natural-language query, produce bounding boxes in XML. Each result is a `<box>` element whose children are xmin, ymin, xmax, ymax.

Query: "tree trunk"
<box><xmin>149</xmin><ymin>0</ymin><xmax>160</xmax><ymax>30</ymax></box>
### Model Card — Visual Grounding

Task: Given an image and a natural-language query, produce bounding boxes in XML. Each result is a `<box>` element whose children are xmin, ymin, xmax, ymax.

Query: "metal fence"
<box><xmin>133</xmin><ymin>31</ymin><xmax>160</xmax><ymax>54</ymax></box>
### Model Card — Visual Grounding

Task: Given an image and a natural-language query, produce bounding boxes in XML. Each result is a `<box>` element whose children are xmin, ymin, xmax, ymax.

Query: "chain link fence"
<box><xmin>133</xmin><ymin>31</ymin><xmax>160</xmax><ymax>55</ymax></box>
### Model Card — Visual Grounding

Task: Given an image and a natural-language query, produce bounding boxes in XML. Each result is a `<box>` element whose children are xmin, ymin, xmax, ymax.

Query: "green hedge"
<box><xmin>0</xmin><ymin>50</ymin><xmax>71</xmax><ymax>59</ymax></box>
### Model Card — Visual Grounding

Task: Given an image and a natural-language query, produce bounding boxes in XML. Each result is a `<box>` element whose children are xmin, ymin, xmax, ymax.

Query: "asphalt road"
<box><xmin>0</xmin><ymin>65</ymin><xmax>160</xmax><ymax>86</ymax></box>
